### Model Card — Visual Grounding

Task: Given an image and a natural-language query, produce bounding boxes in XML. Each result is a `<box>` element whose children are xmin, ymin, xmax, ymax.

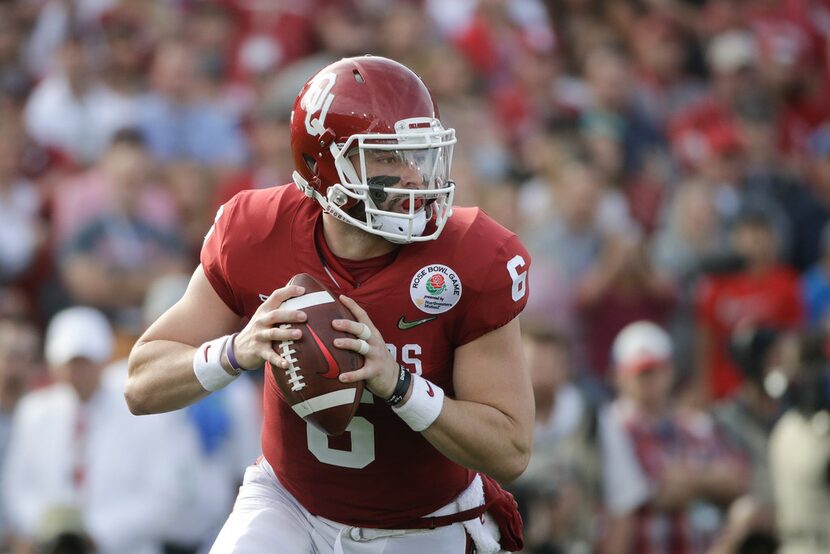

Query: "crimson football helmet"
<box><xmin>290</xmin><ymin>56</ymin><xmax>456</xmax><ymax>243</ymax></box>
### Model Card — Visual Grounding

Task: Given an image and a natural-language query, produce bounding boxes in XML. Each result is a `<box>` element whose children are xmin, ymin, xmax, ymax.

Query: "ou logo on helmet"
<box><xmin>301</xmin><ymin>72</ymin><xmax>337</xmax><ymax>137</ymax></box>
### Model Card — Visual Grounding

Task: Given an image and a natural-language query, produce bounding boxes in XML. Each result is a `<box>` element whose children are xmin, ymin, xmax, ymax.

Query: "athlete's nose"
<box><xmin>398</xmin><ymin>160</ymin><xmax>426</xmax><ymax>190</ymax></box>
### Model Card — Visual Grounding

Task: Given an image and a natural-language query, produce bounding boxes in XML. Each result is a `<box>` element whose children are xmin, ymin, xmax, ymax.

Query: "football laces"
<box><xmin>278</xmin><ymin>324</ymin><xmax>306</xmax><ymax>391</ymax></box>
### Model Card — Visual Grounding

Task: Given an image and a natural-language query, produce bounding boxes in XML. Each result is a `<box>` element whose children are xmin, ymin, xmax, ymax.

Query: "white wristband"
<box><xmin>193</xmin><ymin>336</ymin><xmax>238</xmax><ymax>392</ymax></box>
<box><xmin>392</xmin><ymin>373</ymin><xmax>444</xmax><ymax>432</ymax></box>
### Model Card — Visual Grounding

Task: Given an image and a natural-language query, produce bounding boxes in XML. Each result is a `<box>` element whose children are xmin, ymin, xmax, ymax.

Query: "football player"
<box><xmin>126</xmin><ymin>55</ymin><xmax>533</xmax><ymax>553</ymax></box>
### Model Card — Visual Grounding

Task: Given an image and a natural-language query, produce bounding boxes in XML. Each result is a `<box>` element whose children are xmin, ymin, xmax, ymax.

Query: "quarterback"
<box><xmin>126</xmin><ymin>56</ymin><xmax>533</xmax><ymax>553</ymax></box>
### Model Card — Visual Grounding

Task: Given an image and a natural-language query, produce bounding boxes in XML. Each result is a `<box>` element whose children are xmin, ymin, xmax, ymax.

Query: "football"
<box><xmin>270</xmin><ymin>273</ymin><xmax>365</xmax><ymax>436</ymax></box>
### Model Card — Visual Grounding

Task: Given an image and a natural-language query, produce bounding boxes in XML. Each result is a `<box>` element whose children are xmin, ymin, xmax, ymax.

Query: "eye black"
<box><xmin>367</xmin><ymin>175</ymin><xmax>400</xmax><ymax>204</ymax></box>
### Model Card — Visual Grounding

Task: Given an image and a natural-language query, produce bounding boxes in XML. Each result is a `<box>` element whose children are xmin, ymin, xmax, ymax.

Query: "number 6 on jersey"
<box><xmin>507</xmin><ymin>255</ymin><xmax>527</xmax><ymax>302</ymax></box>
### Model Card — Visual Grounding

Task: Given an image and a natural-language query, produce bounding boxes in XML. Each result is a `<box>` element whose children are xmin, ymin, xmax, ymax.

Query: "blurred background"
<box><xmin>1</xmin><ymin>0</ymin><xmax>830</xmax><ymax>553</ymax></box>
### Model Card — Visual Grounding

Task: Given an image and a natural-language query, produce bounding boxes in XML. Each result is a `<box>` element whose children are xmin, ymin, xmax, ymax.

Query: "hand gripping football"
<box><xmin>271</xmin><ymin>273</ymin><xmax>364</xmax><ymax>436</ymax></box>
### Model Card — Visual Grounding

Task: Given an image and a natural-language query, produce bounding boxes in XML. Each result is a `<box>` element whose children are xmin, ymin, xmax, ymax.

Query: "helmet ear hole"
<box><xmin>303</xmin><ymin>154</ymin><xmax>317</xmax><ymax>174</ymax></box>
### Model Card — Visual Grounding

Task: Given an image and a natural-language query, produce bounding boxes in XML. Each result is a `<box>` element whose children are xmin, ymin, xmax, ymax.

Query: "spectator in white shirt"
<box><xmin>2</xmin><ymin>306</ymin><xmax>200</xmax><ymax>554</ymax></box>
<box><xmin>24</xmin><ymin>31</ymin><xmax>137</xmax><ymax>166</ymax></box>
<box><xmin>0</xmin><ymin>121</ymin><xmax>43</xmax><ymax>285</ymax></box>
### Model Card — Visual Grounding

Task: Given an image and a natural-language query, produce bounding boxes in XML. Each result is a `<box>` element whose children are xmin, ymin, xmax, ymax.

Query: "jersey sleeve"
<box><xmin>454</xmin><ymin>233</ymin><xmax>531</xmax><ymax>345</ymax></box>
<box><xmin>200</xmin><ymin>197</ymin><xmax>244</xmax><ymax>316</ymax></box>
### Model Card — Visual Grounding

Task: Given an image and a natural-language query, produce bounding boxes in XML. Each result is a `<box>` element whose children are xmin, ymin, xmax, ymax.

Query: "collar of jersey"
<box><xmin>313</xmin><ymin>214</ymin><xmax>398</xmax><ymax>289</ymax></box>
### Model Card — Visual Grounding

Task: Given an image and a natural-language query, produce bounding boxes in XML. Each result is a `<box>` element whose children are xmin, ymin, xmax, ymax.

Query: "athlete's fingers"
<box><xmin>259</xmin><ymin>346</ymin><xmax>288</xmax><ymax>369</ymax></box>
<box><xmin>333</xmin><ymin>336</ymin><xmax>367</xmax><ymax>353</ymax></box>
<box><xmin>337</xmin><ymin>363</ymin><xmax>380</xmax><ymax>384</ymax></box>
<box><xmin>261</xmin><ymin>285</ymin><xmax>306</xmax><ymax>310</ymax></box>
<box><xmin>259</xmin><ymin>309</ymin><xmax>307</xmax><ymax>326</ymax></box>
<box><xmin>257</xmin><ymin>326</ymin><xmax>301</xmax><ymax>342</ymax></box>
<box><xmin>331</xmin><ymin>319</ymin><xmax>372</xmax><ymax>341</ymax></box>
<box><xmin>356</xmin><ymin>324</ymin><xmax>372</xmax><ymax>341</ymax></box>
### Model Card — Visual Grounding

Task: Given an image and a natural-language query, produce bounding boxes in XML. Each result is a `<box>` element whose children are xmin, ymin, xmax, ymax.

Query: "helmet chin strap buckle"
<box><xmin>292</xmin><ymin>171</ymin><xmax>316</xmax><ymax>198</ymax></box>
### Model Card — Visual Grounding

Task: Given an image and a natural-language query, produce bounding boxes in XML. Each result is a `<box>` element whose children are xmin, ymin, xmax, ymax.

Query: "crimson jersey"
<box><xmin>201</xmin><ymin>184</ymin><xmax>530</xmax><ymax>528</ymax></box>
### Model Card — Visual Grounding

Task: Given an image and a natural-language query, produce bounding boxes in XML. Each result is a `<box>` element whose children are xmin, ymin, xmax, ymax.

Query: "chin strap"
<box><xmin>373</xmin><ymin>210</ymin><xmax>427</xmax><ymax>244</ymax></box>
<box><xmin>292</xmin><ymin>170</ymin><xmax>348</xmax><ymax>224</ymax></box>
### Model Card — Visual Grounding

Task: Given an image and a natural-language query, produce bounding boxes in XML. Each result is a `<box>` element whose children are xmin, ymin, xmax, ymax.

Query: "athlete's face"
<box><xmin>351</xmin><ymin>150</ymin><xmax>433</xmax><ymax>213</ymax></box>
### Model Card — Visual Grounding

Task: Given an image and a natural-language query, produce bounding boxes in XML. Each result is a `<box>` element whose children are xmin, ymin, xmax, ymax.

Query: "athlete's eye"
<box><xmin>377</xmin><ymin>155</ymin><xmax>398</xmax><ymax>164</ymax></box>
<box><xmin>370</xmin><ymin>188</ymin><xmax>387</xmax><ymax>203</ymax></box>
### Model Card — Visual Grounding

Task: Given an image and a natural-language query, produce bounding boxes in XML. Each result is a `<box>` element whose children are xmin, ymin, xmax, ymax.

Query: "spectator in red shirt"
<box><xmin>695</xmin><ymin>209</ymin><xmax>804</xmax><ymax>401</ymax></box>
<box><xmin>668</xmin><ymin>30</ymin><xmax>760</xmax><ymax>173</ymax></box>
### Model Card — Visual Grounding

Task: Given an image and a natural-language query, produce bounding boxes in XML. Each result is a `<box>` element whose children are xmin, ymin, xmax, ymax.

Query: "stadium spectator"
<box><xmin>99</xmin><ymin>9</ymin><xmax>152</xmax><ymax>101</ymax></box>
<box><xmin>418</xmin><ymin>44</ymin><xmax>512</xmax><ymax>204</ymax></box>
<box><xmin>56</xmin><ymin>130</ymin><xmax>188</xmax><ymax>328</ymax></box>
<box><xmin>122</xmin><ymin>275</ymin><xmax>262</xmax><ymax>553</ymax></box>
<box><xmin>769</xmin><ymin>330</ymin><xmax>830</xmax><ymax>554</ymax></box>
<box><xmin>22</xmin><ymin>0</ymin><xmax>119</xmax><ymax>80</ymax></box>
<box><xmin>220</xmin><ymin>0</ymin><xmax>316</xmax><ymax>88</ymax></box>
<box><xmin>0</xmin><ymin>2</ymin><xmax>32</xmax><ymax>112</ymax></box>
<box><xmin>744</xmin><ymin>0</ymin><xmax>830</xmax><ymax>157</ymax></box>
<box><xmin>733</xmin><ymin>91</ymin><xmax>824</xmax><ymax>271</ymax></box>
<box><xmin>163</xmin><ymin>161</ymin><xmax>217</xmax><ymax>265</ymax></box>
<box><xmin>601</xmin><ymin>321</ymin><xmax>748</xmax><ymax>554</ymax></box>
<box><xmin>706</xmin><ymin>496</ymin><xmax>779</xmax><ymax>554</ymax></box>
<box><xmin>628</xmin><ymin>14</ymin><xmax>706</xmax><ymax>128</ymax></box>
<box><xmin>135</xmin><ymin>39</ymin><xmax>247</xmax><ymax>168</ymax></box>
<box><xmin>212</xmin><ymin>94</ymin><xmax>293</xmax><ymax>210</ymax></box>
<box><xmin>0</xmin><ymin>121</ymin><xmax>43</xmax><ymax>286</ymax></box>
<box><xmin>801</xmin><ymin>220</ymin><xmax>830</xmax><ymax>329</ymax></box>
<box><xmin>576</xmin><ymin>236</ymin><xmax>676</xmax><ymax>381</ymax></box>
<box><xmin>182</xmin><ymin>2</ymin><xmax>237</xmax><ymax>110</ymax></box>
<box><xmin>375</xmin><ymin>1</ymin><xmax>429</xmax><ymax>71</ymax></box>
<box><xmin>0</xmin><ymin>316</ymin><xmax>41</xmax><ymax>548</ymax></box>
<box><xmin>2</xmin><ymin>307</ymin><xmax>200</xmax><ymax>554</ymax></box>
<box><xmin>511</xmin><ymin>326</ymin><xmax>600</xmax><ymax>554</ymax></box>
<box><xmin>24</xmin><ymin>30</ymin><xmax>137</xmax><ymax>166</ymax></box>
<box><xmin>50</xmin><ymin>128</ymin><xmax>177</xmax><ymax>253</ymax></box>
<box><xmin>714</xmin><ymin>325</ymin><xmax>788</xmax><ymax>508</ymax></box>
<box><xmin>522</xmin><ymin>161</ymin><xmax>636</xmax><ymax>337</ymax></box>
<box><xmin>668</xmin><ymin>29</ymin><xmax>761</xmax><ymax>173</ymax></box>
<box><xmin>652</xmin><ymin>181</ymin><xmax>729</xmax><ymax>377</ymax></box>
<box><xmin>696</xmin><ymin>209</ymin><xmax>804</xmax><ymax>401</ymax></box>
<box><xmin>581</xmin><ymin>46</ymin><xmax>665</xmax><ymax>185</ymax></box>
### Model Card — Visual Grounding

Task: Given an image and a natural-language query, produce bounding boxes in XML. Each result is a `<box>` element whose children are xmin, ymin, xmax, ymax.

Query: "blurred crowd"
<box><xmin>1</xmin><ymin>0</ymin><xmax>830</xmax><ymax>553</ymax></box>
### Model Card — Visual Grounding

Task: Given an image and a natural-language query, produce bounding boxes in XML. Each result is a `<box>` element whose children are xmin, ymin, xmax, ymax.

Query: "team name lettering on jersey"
<box><xmin>386</xmin><ymin>343</ymin><xmax>423</xmax><ymax>375</ymax></box>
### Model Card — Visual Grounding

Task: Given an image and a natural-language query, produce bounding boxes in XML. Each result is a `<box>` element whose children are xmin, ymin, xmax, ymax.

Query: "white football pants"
<box><xmin>210</xmin><ymin>459</ymin><xmax>475</xmax><ymax>554</ymax></box>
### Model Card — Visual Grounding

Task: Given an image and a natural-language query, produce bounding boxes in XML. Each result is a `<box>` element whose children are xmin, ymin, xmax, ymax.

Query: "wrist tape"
<box><xmin>193</xmin><ymin>335</ymin><xmax>239</xmax><ymax>392</ymax></box>
<box><xmin>392</xmin><ymin>373</ymin><xmax>444</xmax><ymax>432</ymax></box>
